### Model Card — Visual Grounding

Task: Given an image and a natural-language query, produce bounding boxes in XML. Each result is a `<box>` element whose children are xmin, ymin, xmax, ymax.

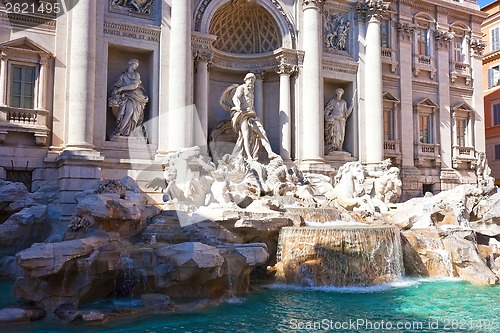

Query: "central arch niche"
<box><xmin>203</xmin><ymin>1</ymin><xmax>292</xmax><ymax>157</ymax></box>
<box><xmin>209</xmin><ymin>1</ymin><xmax>282</xmax><ymax>54</ymax></box>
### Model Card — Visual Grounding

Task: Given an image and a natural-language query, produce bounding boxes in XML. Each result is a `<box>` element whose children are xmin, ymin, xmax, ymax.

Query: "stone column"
<box><xmin>300</xmin><ymin>0</ymin><xmax>325</xmax><ymax>164</ymax></box>
<box><xmin>253</xmin><ymin>71</ymin><xmax>265</xmax><ymax>123</ymax></box>
<box><xmin>194</xmin><ymin>50</ymin><xmax>212</xmax><ymax>154</ymax></box>
<box><xmin>276</xmin><ymin>57</ymin><xmax>296</xmax><ymax>162</ymax></box>
<box><xmin>360</xmin><ymin>0</ymin><xmax>388</xmax><ymax>165</ymax></box>
<box><xmin>435</xmin><ymin>30</ymin><xmax>453</xmax><ymax>169</ymax></box>
<box><xmin>65</xmin><ymin>0</ymin><xmax>96</xmax><ymax>150</ymax></box>
<box><xmin>168</xmin><ymin>0</ymin><xmax>193</xmax><ymax>151</ymax></box>
<box><xmin>470</xmin><ymin>39</ymin><xmax>487</xmax><ymax>153</ymax></box>
<box><xmin>0</xmin><ymin>53</ymin><xmax>7</xmax><ymax>106</ymax></box>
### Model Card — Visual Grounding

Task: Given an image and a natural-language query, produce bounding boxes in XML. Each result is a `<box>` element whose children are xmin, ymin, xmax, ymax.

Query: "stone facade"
<box><xmin>0</xmin><ymin>0</ymin><xmax>486</xmax><ymax>218</ymax></box>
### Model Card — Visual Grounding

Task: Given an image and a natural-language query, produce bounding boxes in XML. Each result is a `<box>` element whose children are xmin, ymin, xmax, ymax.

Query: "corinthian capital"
<box><xmin>356</xmin><ymin>0</ymin><xmax>389</xmax><ymax>21</ymax></box>
<box><xmin>302</xmin><ymin>0</ymin><xmax>325</xmax><ymax>10</ymax></box>
<box><xmin>470</xmin><ymin>38</ymin><xmax>486</xmax><ymax>57</ymax></box>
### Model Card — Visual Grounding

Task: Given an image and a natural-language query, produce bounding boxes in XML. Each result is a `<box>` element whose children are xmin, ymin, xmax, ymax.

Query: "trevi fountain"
<box><xmin>0</xmin><ymin>70</ymin><xmax>498</xmax><ymax>332</ymax></box>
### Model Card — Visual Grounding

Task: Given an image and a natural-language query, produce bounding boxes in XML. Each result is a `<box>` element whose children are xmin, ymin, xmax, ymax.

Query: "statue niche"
<box><xmin>108</xmin><ymin>59</ymin><xmax>149</xmax><ymax>139</ymax></box>
<box><xmin>324</xmin><ymin>88</ymin><xmax>354</xmax><ymax>154</ymax></box>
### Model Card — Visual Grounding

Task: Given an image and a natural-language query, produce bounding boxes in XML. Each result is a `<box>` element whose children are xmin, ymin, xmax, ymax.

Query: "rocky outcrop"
<box><xmin>14</xmin><ymin>236</ymin><xmax>269</xmax><ymax>310</ymax></box>
<box><xmin>67</xmin><ymin>179</ymin><xmax>157</xmax><ymax>239</ymax></box>
<box><xmin>0</xmin><ymin>205</ymin><xmax>50</xmax><ymax>257</ymax></box>
<box><xmin>401</xmin><ymin>228</ymin><xmax>498</xmax><ymax>285</ymax></box>
<box><xmin>0</xmin><ymin>180</ymin><xmax>32</xmax><ymax>217</ymax></box>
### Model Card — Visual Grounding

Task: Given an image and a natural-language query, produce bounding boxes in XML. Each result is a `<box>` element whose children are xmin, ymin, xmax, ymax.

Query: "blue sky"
<box><xmin>479</xmin><ymin>0</ymin><xmax>495</xmax><ymax>8</ymax></box>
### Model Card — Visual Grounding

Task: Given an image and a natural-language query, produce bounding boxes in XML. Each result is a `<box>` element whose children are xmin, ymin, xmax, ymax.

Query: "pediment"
<box><xmin>451</xmin><ymin>102</ymin><xmax>474</xmax><ymax>112</ymax></box>
<box><xmin>383</xmin><ymin>92</ymin><xmax>400</xmax><ymax>102</ymax></box>
<box><xmin>416</xmin><ymin>97</ymin><xmax>438</xmax><ymax>108</ymax></box>
<box><xmin>0</xmin><ymin>37</ymin><xmax>52</xmax><ymax>55</ymax></box>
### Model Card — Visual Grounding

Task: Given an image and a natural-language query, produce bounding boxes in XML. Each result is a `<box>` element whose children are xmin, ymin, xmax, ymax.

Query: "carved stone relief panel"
<box><xmin>323</xmin><ymin>6</ymin><xmax>353</xmax><ymax>56</ymax></box>
<box><xmin>108</xmin><ymin>0</ymin><xmax>155</xmax><ymax>20</ymax></box>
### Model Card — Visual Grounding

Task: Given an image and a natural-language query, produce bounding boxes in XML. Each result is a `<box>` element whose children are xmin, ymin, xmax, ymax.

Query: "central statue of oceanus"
<box><xmin>220</xmin><ymin>73</ymin><xmax>278</xmax><ymax>163</ymax></box>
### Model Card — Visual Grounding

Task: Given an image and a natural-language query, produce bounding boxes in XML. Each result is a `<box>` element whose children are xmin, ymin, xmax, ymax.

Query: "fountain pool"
<box><xmin>1</xmin><ymin>279</ymin><xmax>499</xmax><ymax>332</ymax></box>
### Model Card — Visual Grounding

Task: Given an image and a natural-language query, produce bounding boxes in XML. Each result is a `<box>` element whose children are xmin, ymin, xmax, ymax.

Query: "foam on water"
<box><xmin>265</xmin><ymin>279</ymin><xmax>420</xmax><ymax>294</ymax></box>
<box><xmin>304</xmin><ymin>220</ymin><xmax>368</xmax><ymax>227</ymax></box>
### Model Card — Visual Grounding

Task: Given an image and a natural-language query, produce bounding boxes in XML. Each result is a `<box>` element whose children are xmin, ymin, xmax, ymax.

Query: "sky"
<box><xmin>479</xmin><ymin>0</ymin><xmax>496</xmax><ymax>8</ymax></box>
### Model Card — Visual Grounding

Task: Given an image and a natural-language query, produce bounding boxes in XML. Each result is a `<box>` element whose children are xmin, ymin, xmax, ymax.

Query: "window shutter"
<box><xmin>489</xmin><ymin>68</ymin><xmax>494</xmax><ymax>88</ymax></box>
<box><xmin>492</xmin><ymin>27</ymin><xmax>500</xmax><ymax>51</ymax></box>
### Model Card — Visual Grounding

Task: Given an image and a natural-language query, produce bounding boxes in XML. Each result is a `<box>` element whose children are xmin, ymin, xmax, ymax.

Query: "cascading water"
<box><xmin>114</xmin><ymin>255</ymin><xmax>148</xmax><ymax>297</ymax></box>
<box><xmin>275</xmin><ymin>226</ymin><xmax>404</xmax><ymax>287</ymax></box>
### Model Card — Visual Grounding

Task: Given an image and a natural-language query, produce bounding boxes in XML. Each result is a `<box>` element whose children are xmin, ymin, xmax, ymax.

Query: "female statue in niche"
<box><xmin>324</xmin><ymin>88</ymin><xmax>354</xmax><ymax>153</ymax></box>
<box><xmin>108</xmin><ymin>59</ymin><xmax>149</xmax><ymax>137</ymax></box>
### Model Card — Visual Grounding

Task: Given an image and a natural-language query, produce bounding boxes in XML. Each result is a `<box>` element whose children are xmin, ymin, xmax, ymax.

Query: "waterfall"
<box><xmin>275</xmin><ymin>226</ymin><xmax>404</xmax><ymax>287</ymax></box>
<box><xmin>114</xmin><ymin>255</ymin><xmax>148</xmax><ymax>298</ymax></box>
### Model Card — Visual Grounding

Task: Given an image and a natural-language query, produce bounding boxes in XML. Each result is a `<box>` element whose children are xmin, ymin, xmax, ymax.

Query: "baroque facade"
<box><xmin>0</xmin><ymin>0</ymin><xmax>486</xmax><ymax>218</ymax></box>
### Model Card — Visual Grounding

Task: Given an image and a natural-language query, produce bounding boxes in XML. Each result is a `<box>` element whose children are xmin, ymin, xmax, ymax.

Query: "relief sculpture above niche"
<box><xmin>323</xmin><ymin>10</ymin><xmax>350</xmax><ymax>54</ymax></box>
<box><xmin>109</xmin><ymin>0</ymin><xmax>154</xmax><ymax>18</ymax></box>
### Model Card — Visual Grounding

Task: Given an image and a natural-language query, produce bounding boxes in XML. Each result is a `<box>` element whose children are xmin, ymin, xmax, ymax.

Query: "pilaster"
<box><xmin>435</xmin><ymin>29</ymin><xmax>453</xmax><ymax>169</ymax></box>
<box><xmin>397</xmin><ymin>21</ymin><xmax>416</xmax><ymax>169</ymax></box>
<box><xmin>470</xmin><ymin>38</ymin><xmax>487</xmax><ymax>153</ymax></box>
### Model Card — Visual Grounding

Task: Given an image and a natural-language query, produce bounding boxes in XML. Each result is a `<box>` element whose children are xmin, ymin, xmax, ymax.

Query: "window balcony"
<box><xmin>381</xmin><ymin>47</ymin><xmax>397</xmax><ymax>73</ymax></box>
<box><xmin>0</xmin><ymin>106</ymin><xmax>49</xmax><ymax>145</ymax></box>
<box><xmin>452</xmin><ymin>146</ymin><xmax>476</xmax><ymax>169</ymax></box>
<box><xmin>414</xmin><ymin>142</ymin><xmax>440</xmax><ymax>167</ymax></box>
<box><xmin>413</xmin><ymin>55</ymin><xmax>436</xmax><ymax>79</ymax></box>
<box><xmin>450</xmin><ymin>61</ymin><xmax>471</xmax><ymax>85</ymax></box>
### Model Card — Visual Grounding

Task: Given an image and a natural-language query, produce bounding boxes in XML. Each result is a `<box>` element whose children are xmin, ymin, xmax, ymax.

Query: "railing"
<box><xmin>384</xmin><ymin>141</ymin><xmax>395</xmax><ymax>150</ymax></box>
<box><xmin>415</xmin><ymin>143</ymin><xmax>440</xmax><ymax>156</ymax></box>
<box><xmin>454</xmin><ymin>62</ymin><xmax>468</xmax><ymax>72</ymax></box>
<box><xmin>0</xmin><ymin>106</ymin><xmax>49</xmax><ymax>145</ymax></box>
<box><xmin>458</xmin><ymin>146</ymin><xmax>474</xmax><ymax>156</ymax></box>
<box><xmin>7</xmin><ymin>110</ymin><xmax>37</xmax><ymax>124</ymax></box>
<box><xmin>381</xmin><ymin>48</ymin><xmax>392</xmax><ymax>58</ymax></box>
<box><xmin>418</xmin><ymin>55</ymin><xmax>431</xmax><ymax>65</ymax></box>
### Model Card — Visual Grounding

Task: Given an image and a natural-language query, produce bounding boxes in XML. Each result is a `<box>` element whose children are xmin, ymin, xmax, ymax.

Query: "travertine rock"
<box><xmin>401</xmin><ymin>228</ymin><xmax>498</xmax><ymax>285</ymax></box>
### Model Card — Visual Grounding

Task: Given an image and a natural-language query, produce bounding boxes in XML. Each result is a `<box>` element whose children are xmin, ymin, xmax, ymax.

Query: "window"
<box><xmin>419</xmin><ymin>114</ymin><xmax>433</xmax><ymax>143</ymax></box>
<box><xmin>496</xmin><ymin>144</ymin><xmax>500</xmax><ymax>160</ymax></box>
<box><xmin>456</xmin><ymin>118</ymin><xmax>467</xmax><ymax>147</ymax></box>
<box><xmin>0</xmin><ymin>37</ymin><xmax>52</xmax><ymax>146</ymax></box>
<box><xmin>488</xmin><ymin>65</ymin><xmax>500</xmax><ymax>88</ymax></box>
<box><xmin>10</xmin><ymin>65</ymin><xmax>36</xmax><ymax>109</ymax></box>
<box><xmin>492</xmin><ymin>27</ymin><xmax>500</xmax><ymax>52</ymax></box>
<box><xmin>381</xmin><ymin>20</ymin><xmax>390</xmax><ymax>48</ymax></box>
<box><xmin>451</xmin><ymin>103</ymin><xmax>475</xmax><ymax>167</ymax></box>
<box><xmin>494</xmin><ymin>104</ymin><xmax>500</xmax><ymax>126</ymax></box>
<box><xmin>384</xmin><ymin>108</ymin><xmax>395</xmax><ymax>140</ymax></box>
<box><xmin>422</xmin><ymin>184</ymin><xmax>433</xmax><ymax>194</ymax></box>
<box><xmin>453</xmin><ymin>37</ymin><xmax>466</xmax><ymax>63</ymax></box>
<box><xmin>417</xmin><ymin>29</ymin><xmax>430</xmax><ymax>56</ymax></box>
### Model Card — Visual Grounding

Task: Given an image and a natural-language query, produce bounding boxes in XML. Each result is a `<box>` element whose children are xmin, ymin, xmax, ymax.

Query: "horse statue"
<box><xmin>328</xmin><ymin>161</ymin><xmax>371</xmax><ymax>211</ymax></box>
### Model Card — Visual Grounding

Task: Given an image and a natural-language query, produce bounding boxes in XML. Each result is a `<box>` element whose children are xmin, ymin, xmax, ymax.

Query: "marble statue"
<box><xmin>220</xmin><ymin>73</ymin><xmax>278</xmax><ymax>162</ymax></box>
<box><xmin>108</xmin><ymin>59</ymin><xmax>149</xmax><ymax>137</ymax></box>
<box><xmin>324</xmin><ymin>88</ymin><xmax>354</xmax><ymax>153</ymax></box>
<box><xmin>370</xmin><ymin>167</ymin><xmax>402</xmax><ymax>213</ymax></box>
<box><xmin>476</xmin><ymin>151</ymin><xmax>495</xmax><ymax>192</ymax></box>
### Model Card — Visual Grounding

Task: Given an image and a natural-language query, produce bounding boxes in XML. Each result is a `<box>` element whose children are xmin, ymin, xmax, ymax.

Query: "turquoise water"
<box><xmin>2</xmin><ymin>279</ymin><xmax>500</xmax><ymax>333</ymax></box>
